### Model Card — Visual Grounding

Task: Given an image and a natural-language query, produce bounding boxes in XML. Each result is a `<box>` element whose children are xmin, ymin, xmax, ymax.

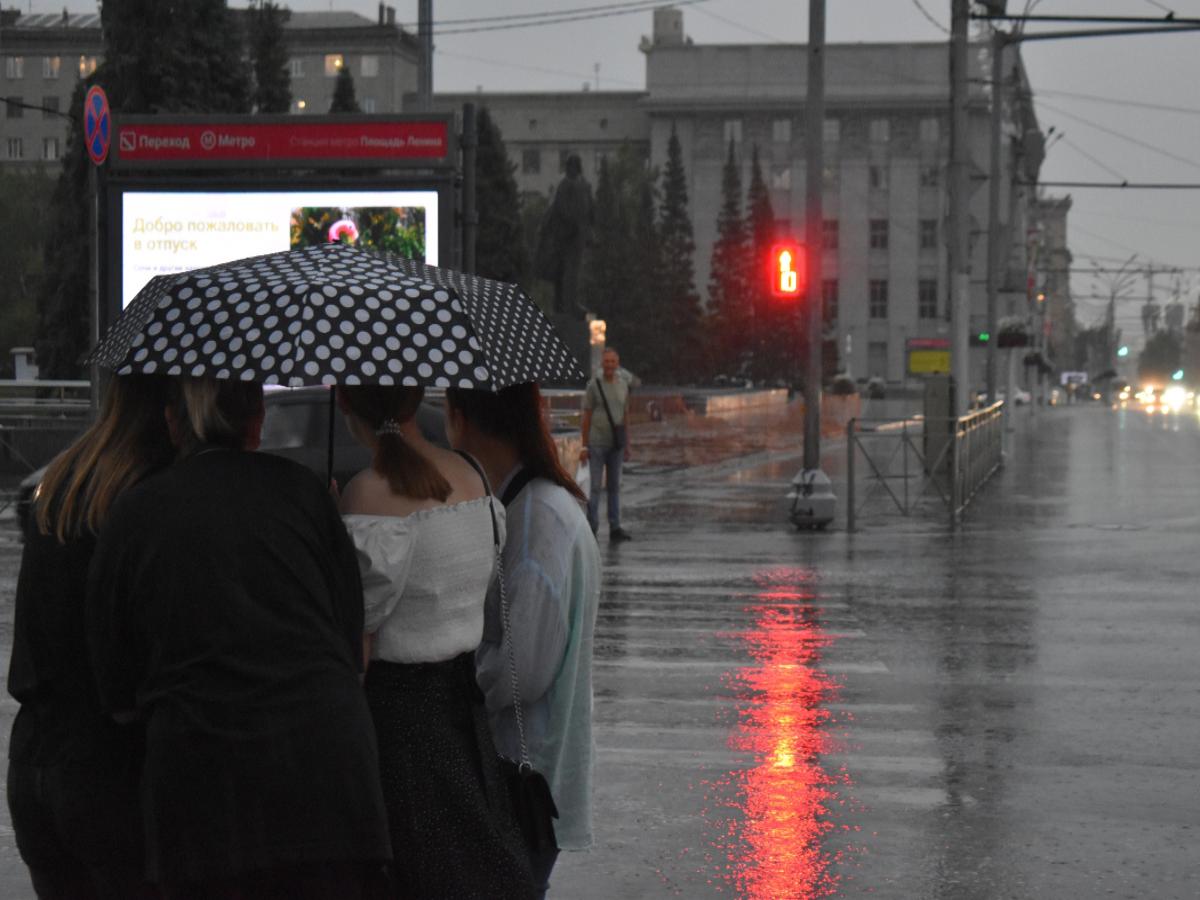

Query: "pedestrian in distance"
<box><xmin>580</xmin><ymin>347</ymin><xmax>641</xmax><ymax>541</ymax></box>
<box><xmin>337</xmin><ymin>384</ymin><xmax>537</xmax><ymax>900</ymax></box>
<box><xmin>445</xmin><ymin>384</ymin><xmax>601</xmax><ymax>898</ymax></box>
<box><xmin>86</xmin><ymin>377</ymin><xmax>391</xmax><ymax>899</ymax></box>
<box><xmin>7</xmin><ymin>374</ymin><xmax>173</xmax><ymax>900</ymax></box>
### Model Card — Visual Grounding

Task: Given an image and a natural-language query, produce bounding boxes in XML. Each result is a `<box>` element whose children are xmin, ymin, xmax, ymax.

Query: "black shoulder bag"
<box><xmin>595</xmin><ymin>376</ymin><xmax>627</xmax><ymax>450</ymax></box>
<box><xmin>459</xmin><ymin>455</ymin><xmax>559</xmax><ymax>854</ymax></box>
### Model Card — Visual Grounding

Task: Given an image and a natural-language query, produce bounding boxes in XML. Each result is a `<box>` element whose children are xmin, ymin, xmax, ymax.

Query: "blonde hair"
<box><xmin>337</xmin><ymin>385</ymin><xmax>451</xmax><ymax>502</ymax></box>
<box><xmin>36</xmin><ymin>374</ymin><xmax>174</xmax><ymax>542</ymax></box>
<box><xmin>167</xmin><ymin>378</ymin><xmax>264</xmax><ymax>455</ymax></box>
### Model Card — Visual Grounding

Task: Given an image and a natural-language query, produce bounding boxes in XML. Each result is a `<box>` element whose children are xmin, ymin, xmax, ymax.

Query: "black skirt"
<box><xmin>364</xmin><ymin>654</ymin><xmax>535</xmax><ymax>900</ymax></box>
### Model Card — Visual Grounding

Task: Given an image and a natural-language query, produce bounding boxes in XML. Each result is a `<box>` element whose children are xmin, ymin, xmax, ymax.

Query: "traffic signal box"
<box><xmin>769</xmin><ymin>241</ymin><xmax>805</xmax><ymax>299</ymax></box>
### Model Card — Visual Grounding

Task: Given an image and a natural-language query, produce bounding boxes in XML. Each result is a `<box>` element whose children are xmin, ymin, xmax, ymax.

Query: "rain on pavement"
<box><xmin>1</xmin><ymin>398</ymin><xmax>1197</xmax><ymax>898</ymax></box>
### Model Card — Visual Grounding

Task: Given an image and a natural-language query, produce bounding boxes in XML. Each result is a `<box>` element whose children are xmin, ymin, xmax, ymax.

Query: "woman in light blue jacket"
<box><xmin>445</xmin><ymin>384</ymin><xmax>600</xmax><ymax>900</ymax></box>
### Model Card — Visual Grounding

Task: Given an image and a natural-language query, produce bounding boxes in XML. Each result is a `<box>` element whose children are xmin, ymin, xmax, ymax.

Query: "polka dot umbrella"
<box><xmin>88</xmin><ymin>243</ymin><xmax>585</xmax><ymax>389</ymax></box>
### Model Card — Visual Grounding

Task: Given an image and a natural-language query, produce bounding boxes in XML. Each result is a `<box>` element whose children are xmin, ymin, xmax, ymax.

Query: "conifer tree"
<box><xmin>474</xmin><ymin>108</ymin><xmax>527</xmax><ymax>283</ymax></box>
<box><xmin>249</xmin><ymin>0</ymin><xmax>291</xmax><ymax>114</ymax></box>
<box><xmin>35</xmin><ymin>0</ymin><xmax>252</xmax><ymax>377</ymax></box>
<box><xmin>658</xmin><ymin>127</ymin><xmax>703</xmax><ymax>383</ymax></box>
<box><xmin>707</xmin><ymin>139</ymin><xmax>749</xmax><ymax>376</ymax></box>
<box><xmin>329</xmin><ymin>65</ymin><xmax>361</xmax><ymax>113</ymax></box>
<box><xmin>747</xmin><ymin>145</ymin><xmax>790</xmax><ymax>382</ymax></box>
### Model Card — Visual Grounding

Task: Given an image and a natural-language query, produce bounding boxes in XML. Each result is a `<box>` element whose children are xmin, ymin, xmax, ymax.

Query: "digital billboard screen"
<box><xmin>119</xmin><ymin>189</ymin><xmax>441</xmax><ymax>308</ymax></box>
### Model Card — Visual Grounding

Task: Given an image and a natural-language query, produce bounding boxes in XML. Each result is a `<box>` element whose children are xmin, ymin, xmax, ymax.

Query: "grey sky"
<box><xmin>30</xmin><ymin>0</ymin><xmax>1200</xmax><ymax>344</ymax></box>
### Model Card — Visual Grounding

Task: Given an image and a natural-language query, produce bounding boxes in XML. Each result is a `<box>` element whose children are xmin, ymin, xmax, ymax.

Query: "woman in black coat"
<box><xmin>86</xmin><ymin>378</ymin><xmax>391</xmax><ymax>900</ymax></box>
<box><xmin>7</xmin><ymin>374</ymin><xmax>173</xmax><ymax>899</ymax></box>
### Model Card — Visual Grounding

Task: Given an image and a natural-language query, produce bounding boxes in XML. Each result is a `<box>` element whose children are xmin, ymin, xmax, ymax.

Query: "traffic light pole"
<box><xmin>949</xmin><ymin>0</ymin><xmax>971</xmax><ymax>417</ymax></box>
<box><xmin>786</xmin><ymin>0</ymin><xmax>836</xmax><ymax>530</ymax></box>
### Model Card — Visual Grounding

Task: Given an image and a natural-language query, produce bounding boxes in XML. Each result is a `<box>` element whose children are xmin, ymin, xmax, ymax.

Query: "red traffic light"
<box><xmin>769</xmin><ymin>241</ymin><xmax>805</xmax><ymax>298</ymax></box>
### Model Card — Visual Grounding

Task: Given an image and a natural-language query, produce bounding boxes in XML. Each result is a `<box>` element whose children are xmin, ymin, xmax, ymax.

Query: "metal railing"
<box><xmin>845</xmin><ymin>400</ymin><xmax>1005</xmax><ymax>530</ymax></box>
<box><xmin>0</xmin><ymin>380</ymin><xmax>92</xmax><ymax>475</ymax></box>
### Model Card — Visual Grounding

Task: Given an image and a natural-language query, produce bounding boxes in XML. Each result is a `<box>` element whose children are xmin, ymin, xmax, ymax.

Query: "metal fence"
<box><xmin>845</xmin><ymin>400</ymin><xmax>1004</xmax><ymax>530</ymax></box>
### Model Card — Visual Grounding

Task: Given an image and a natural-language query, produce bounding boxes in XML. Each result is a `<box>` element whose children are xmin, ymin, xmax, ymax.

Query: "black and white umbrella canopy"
<box><xmin>89</xmin><ymin>244</ymin><xmax>583</xmax><ymax>389</ymax></box>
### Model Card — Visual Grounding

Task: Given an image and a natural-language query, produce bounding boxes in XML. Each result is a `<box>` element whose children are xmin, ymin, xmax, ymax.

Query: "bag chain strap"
<box><xmin>495</xmin><ymin>538</ymin><xmax>532</xmax><ymax>772</ymax></box>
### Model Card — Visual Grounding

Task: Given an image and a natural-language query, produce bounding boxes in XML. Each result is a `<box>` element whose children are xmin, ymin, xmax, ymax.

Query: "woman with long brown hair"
<box><xmin>7</xmin><ymin>374</ymin><xmax>173</xmax><ymax>899</ymax></box>
<box><xmin>337</xmin><ymin>384</ymin><xmax>535</xmax><ymax>899</ymax></box>
<box><xmin>444</xmin><ymin>383</ymin><xmax>600</xmax><ymax>899</ymax></box>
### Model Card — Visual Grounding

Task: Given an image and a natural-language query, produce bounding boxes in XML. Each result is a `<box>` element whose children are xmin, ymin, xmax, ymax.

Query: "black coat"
<box><xmin>86</xmin><ymin>448</ymin><xmax>391</xmax><ymax>882</ymax></box>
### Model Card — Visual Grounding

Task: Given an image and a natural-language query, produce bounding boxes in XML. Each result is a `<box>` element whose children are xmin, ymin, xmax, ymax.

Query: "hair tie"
<box><xmin>376</xmin><ymin>418</ymin><xmax>404</xmax><ymax>437</ymax></box>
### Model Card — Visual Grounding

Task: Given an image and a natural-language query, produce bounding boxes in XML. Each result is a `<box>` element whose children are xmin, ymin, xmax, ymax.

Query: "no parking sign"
<box><xmin>84</xmin><ymin>85</ymin><xmax>110</xmax><ymax>165</ymax></box>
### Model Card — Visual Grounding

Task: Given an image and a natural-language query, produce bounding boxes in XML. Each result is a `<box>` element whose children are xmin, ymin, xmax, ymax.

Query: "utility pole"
<box><xmin>948</xmin><ymin>0</ymin><xmax>971</xmax><ymax>416</ymax></box>
<box><xmin>985</xmin><ymin>28</ymin><xmax>1006</xmax><ymax>404</ymax></box>
<box><xmin>786</xmin><ymin>0</ymin><xmax>835</xmax><ymax>529</ymax></box>
<box><xmin>417</xmin><ymin>0</ymin><xmax>433</xmax><ymax>111</ymax></box>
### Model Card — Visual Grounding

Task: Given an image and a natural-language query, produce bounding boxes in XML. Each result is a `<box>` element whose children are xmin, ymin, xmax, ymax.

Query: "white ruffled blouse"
<box><xmin>343</xmin><ymin>497</ymin><xmax>503</xmax><ymax>664</ymax></box>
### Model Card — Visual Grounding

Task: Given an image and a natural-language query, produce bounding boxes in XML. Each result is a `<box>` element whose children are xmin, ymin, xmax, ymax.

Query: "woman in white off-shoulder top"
<box><xmin>337</xmin><ymin>385</ymin><xmax>535</xmax><ymax>900</ymax></box>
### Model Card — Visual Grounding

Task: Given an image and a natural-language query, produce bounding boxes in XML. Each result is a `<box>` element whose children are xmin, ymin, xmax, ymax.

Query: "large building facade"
<box><xmin>0</xmin><ymin>7</ymin><xmax>417</xmax><ymax>163</ymax></box>
<box><xmin>440</xmin><ymin>8</ymin><xmax>1050</xmax><ymax>388</ymax></box>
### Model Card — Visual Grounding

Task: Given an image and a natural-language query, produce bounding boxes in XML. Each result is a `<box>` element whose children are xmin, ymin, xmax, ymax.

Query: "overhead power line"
<box><xmin>1038</xmin><ymin>87</ymin><xmax>1200</xmax><ymax>116</ymax></box>
<box><xmin>1036</xmin><ymin>99</ymin><xmax>1200</xmax><ymax>173</ymax></box>
<box><xmin>414</xmin><ymin>0</ymin><xmax>711</xmax><ymax>36</ymax></box>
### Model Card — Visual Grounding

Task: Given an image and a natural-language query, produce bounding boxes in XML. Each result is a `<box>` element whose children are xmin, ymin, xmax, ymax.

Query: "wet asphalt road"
<box><xmin>0</xmin><ymin>401</ymin><xmax>1197</xmax><ymax>898</ymax></box>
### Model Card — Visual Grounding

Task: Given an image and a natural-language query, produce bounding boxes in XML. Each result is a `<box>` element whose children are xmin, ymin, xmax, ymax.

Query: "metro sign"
<box><xmin>111</xmin><ymin>115</ymin><xmax>455</xmax><ymax>170</ymax></box>
<box><xmin>770</xmin><ymin>241</ymin><xmax>805</xmax><ymax>299</ymax></box>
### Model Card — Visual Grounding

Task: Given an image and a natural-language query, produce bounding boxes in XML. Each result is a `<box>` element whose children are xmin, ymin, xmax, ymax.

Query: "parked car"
<box><xmin>15</xmin><ymin>386</ymin><xmax>447</xmax><ymax>537</ymax></box>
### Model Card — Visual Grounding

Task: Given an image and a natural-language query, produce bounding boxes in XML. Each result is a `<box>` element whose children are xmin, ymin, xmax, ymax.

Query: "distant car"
<box><xmin>865</xmin><ymin>377</ymin><xmax>887</xmax><ymax>399</ymax></box>
<box><xmin>15</xmin><ymin>386</ymin><xmax>447</xmax><ymax>537</ymax></box>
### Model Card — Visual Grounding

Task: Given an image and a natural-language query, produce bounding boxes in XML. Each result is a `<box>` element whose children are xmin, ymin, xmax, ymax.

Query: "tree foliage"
<box><xmin>474</xmin><ymin>108</ymin><xmax>527</xmax><ymax>284</ymax></box>
<box><xmin>248</xmin><ymin>0</ymin><xmax>291</xmax><ymax>114</ymax></box>
<box><xmin>1138</xmin><ymin>329</ymin><xmax>1182</xmax><ymax>384</ymax></box>
<box><xmin>0</xmin><ymin>168</ymin><xmax>55</xmax><ymax>377</ymax></box>
<box><xmin>745</xmin><ymin>144</ymin><xmax>796</xmax><ymax>383</ymax></box>
<box><xmin>707</xmin><ymin>139</ymin><xmax>749</xmax><ymax>376</ymax></box>
<box><xmin>657</xmin><ymin>127</ymin><xmax>703</xmax><ymax>383</ymax></box>
<box><xmin>329</xmin><ymin>66</ymin><xmax>360</xmax><ymax>113</ymax></box>
<box><xmin>35</xmin><ymin>0</ymin><xmax>252</xmax><ymax>377</ymax></box>
<box><xmin>580</xmin><ymin>147</ymin><xmax>667</xmax><ymax>379</ymax></box>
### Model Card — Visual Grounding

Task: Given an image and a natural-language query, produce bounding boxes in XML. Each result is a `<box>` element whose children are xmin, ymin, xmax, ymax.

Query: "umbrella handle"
<box><xmin>327</xmin><ymin>388</ymin><xmax>336</xmax><ymax>491</ymax></box>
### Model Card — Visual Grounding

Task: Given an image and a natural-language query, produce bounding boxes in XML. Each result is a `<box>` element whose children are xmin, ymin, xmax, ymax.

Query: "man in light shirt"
<box><xmin>580</xmin><ymin>347</ymin><xmax>640</xmax><ymax>541</ymax></box>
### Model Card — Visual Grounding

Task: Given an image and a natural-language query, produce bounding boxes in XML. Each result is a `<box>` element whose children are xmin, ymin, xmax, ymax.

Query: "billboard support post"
<box><xmin>462</xmin><ymin>103</ymin><xmax>477</xmax><ymax>276</ymax></box>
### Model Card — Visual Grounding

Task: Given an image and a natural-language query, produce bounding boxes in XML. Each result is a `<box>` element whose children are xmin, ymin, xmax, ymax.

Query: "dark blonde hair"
<box><xmin>446</xmin><ymin>384</ymin><xmax>585</xmax><ymax>503</ymax></box>
<box><xmin>338</xmin><ymin>385</ymin><xmax>451</xmax><ymax>502</ymax></box>
<box><xmin>36</xmin><ymin>374</ymin><xmax>174</xmax><ymax>542</ymax></box>
<box><xmin>166</xmin><ymin>377</ymin><xmax>264</xmax><ymax>456</ymax></box>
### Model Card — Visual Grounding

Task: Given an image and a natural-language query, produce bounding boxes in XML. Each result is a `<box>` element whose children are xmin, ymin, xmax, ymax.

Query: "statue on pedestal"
<box><xmin>534</xmin><ymin>155</ymin><xmax>594</xmax><ymax>318</ymax></box>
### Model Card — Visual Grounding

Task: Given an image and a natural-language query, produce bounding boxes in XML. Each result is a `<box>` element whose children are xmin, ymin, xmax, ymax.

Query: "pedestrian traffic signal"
<box><xmin>769</xmin><ymin>241</ymin><xmax>805</xmax><ymax>299</ymax></box>
<box><xmin>970</xmin><ymin>331</ymin><xmax>991</xmax><ymax>347</ymax></box>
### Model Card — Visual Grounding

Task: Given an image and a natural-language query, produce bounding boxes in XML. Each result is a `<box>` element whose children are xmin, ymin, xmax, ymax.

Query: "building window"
<box><xmin>918</xmin><ymin>279</ymin><xmax>939</xmax><ymax>319</ymax></box>
<box><xmin>869</xmin><ymin>219</ymin><xmax>889</xmax><ymax>250</ymax></box>
<box><xmin>558</xmin><ymin>149</ymin><xmax>571</xmax><ymax>172</ymax></box>
<box><xmin>823</xmin><ymin>117</ymin><xmax>840</xmax><ymax>142</ymax></box>
<box><xmin>5</xmin><ymin>57</ymin><xmax>24</xmax><ymax>79</ymax></box>
<box><xmin>528</xmin><ymin>118</ymin><xmax>538</xmax><ymax>131</ymax></box>
<box><xmin>919</xmin><ymin>117</ymin><xmax>940</xmax><ymax>143</ymax></box>
<box><xmin>868</xmin><ymin>117</ymin><xmax>890</xmax><ymax>143</ymax></box>
<box><xmin>42</xmin><ymin>56</ymin><xmax>61</xmax><ymax>79</ymax></box>
<box><xmin>920</xmin><ymin>165</ymin><xmax>940</xmax><ymax>187</ymax></box>
<box><xmin>361</xmin><ymin>97</ymin><xmax>376</xmax><ymax>113</ymax></box>
<box><xmin>919</xmin><ymin>219</ymin><xmax>938</xmax><ymax>250</ymax></box>
<box><xmin>42</xmin><ymin>137</ymin><xmax>60</xmax><ymax>161</ymax></box>
<box><xmin>289</xmin><ymin>58</ymin><xmax>305</xmax><ymax>78</ymax></box>
<box><xmin>869</xmin><ymin>280</ymin><xmax>889</xmax><ymax>319</ymax></box>
<box><xmin>522</xmin><ymin>148</ymin><xmax>541</xmax><ymax>174</ymax></box>
<box><xmin>324</xmin><ymin>54</ymin><xmax>344</xmax><ymax>77</ymax></box>
<box><xmin>868</xmin><ymin>341</ymin><xmax>889</xmax><ymax>377</ymax></box>
<box><xmin>723</xmin><ymin>119</ymin><xmax>742</xmax><ymax>144</ymax></box>
<box><xmin>360</xmin><ymin>55</ymin><xmax>379</xmax><ymax>78</ymax></box>
<box><xmin>595</xmin><ymin>150</ymin><xmax>608</xmax><ymax>173</ymax></box>
<box><xmin>6</xmin><ymin>137</ymin><xmax>23</xmax><ymax>159</ymax></box>
<box><xmin>5</xmin><ymin>96</ymin><xmax>23</xmax><ymax>119</ymax></box>
<box><xmin>869</xmin><ymin>165</ymin><xmax>888</xmax><ymax>191</ymax></box>
<box><xmin>772</xmin><ymin>118</ymin><xmax>792</xmax><ymax>143</ymax></box>
<box><xmin>42</xmin><ymin>95</ymin><xmax>59</xmax><ymax>119</ymax></box>
<box><xmin>822</xmin><ymin>164</ymin><xmax>838</xmax><ymax>187</ymax></box>
<box><xmin>77</xmin><ymin>56</ymin><xmax>97</xmax><ymax>78</ymax></box>
<box><xmin>770</xmin><ymin>166</ymin><xmax>791</xmax><ymax>190</ymax></box>
<box><xmin>822</xmin><ymin>279</ymin><xmax>839</xmax><ymax>324</ymax></box>
<box><xmin>822</xmin><ymin>219</ymin><xmax>839</xmax><ymax>250</ymax></box>
<box><xmin>599</xmin><ymin>117</ymin><xmax>608</xmax><ymax>130</ymax></box>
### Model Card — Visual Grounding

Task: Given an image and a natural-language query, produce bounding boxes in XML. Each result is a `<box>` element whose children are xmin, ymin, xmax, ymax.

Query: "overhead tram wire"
<box><xmin>404</xmin><ymin>0</ymin><xmax>701</xmax><ymax>27</ymax></box>
<box><xmin>418</xmin><ymin>0</ymin><xmax>712</xmax><ymax>36</ymax></box>
<box><xmin>1034</xmin><ymin>99</ymin><xmax>1200</xmax><ymax>173</ymax></box>
<box><xmin>437</xmin><ymin>49</ymin><xmax>641</xmax><ymax>87</ymax></box>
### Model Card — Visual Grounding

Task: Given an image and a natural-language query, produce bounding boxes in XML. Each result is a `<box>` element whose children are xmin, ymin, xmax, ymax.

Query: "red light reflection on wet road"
<box><xmin>713</xmin><ymin>575</ymin><xmax>845</xmax><ymax>898</ymax></box>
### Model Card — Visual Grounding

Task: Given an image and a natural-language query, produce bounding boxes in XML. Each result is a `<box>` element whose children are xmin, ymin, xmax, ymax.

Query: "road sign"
<box><xmin>907</xmin><ymin>337</ymin><xmax>950</xmax><ymax>375</ymax></box>
<box><xmin>84</xmin><ymin>85</ymin><xmax>110</xmax><ymax>166</ymax></box>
